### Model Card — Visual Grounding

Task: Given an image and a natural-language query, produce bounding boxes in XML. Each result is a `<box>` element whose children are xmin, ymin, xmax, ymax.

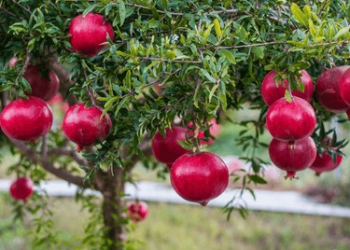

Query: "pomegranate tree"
<box><xmin>127</xmin><ymin>201</ymin><xmax>149</xmax><ymax>223</ymax></box>
<box><xmin>170</xmin><ymin>152</ymin><xmax>229</xmax><ymax>206</ymax></box>
<box><xmin>316</xmin><ymin>66</ymin><xmax>350</xmax><ymax>113</ymax></box>
<box><xmin>151</xmin><ymin>126</ymin><xmax>191</xmax><ymax>167</ymax></box>
<box><xmin>269</xmin><ymin>137</ymin><xmax>317</xmax><ymax>179</ymax></box>
<box><xmin>261</xmin><ymin>70</ymin><xmax>314</xmax><ymax>106</ymax></box>
<box><xmin>62</xmin><ymin>103</ymin><xmax>112</xmax><ymax>151</ymax></box>
<box><xmin>0</xmin><ymin>97</ymin><xmax>53</xmax><ymax>141</ymax></box>
<box><xmin>10</xmin><ymin>177</ymin><xmax>34</xmax><ymax>201</ymax></box>
<box><xmin>23</xmin><ymin>65</ymin><xmax>60</xmax><ymax>101</ymax></box>
<box><xmin>69</xmin><ymin>13</ymin><xmax>114</xmax><ymax>57</ymax></box>
<box><xmin>266</xmin><ymin>97</ymin><xmax>316</xmax><ymax>141</ymax></box>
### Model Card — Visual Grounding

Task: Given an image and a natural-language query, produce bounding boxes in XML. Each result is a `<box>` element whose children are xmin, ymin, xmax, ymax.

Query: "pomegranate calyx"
<box><xmin>284</xmin><ymin>171</ymin><xmax>299</xmax><ymax>180</ymax></box>
<box><xmin>199</xmin><ymin>201</ymin><xmax>208</xmax><ymax>207</ymax></box>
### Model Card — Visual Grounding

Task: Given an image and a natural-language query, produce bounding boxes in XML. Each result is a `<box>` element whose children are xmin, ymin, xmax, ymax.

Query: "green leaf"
<box><xmin>334</xmin><ymin>25</ymin><xmax>350</xmax><ymax>40</ymax></box>
<box><xmin>248</xmin><ymin>174</ymin><xmax>267</xmax><ymax>184</ymax></box>
<box><xmin>309</xmin><ymin>19</ymin><xmax>317</xmax><ymax>38</ymax></box>
<box><xmin>213</xmin><ymin>18</ymin><xmax>222</xmax><ymax>39</ymax></box>
<box><xmin>303</xmin><ymin>5</ymin><xmax>311</xmax><ymax>18</ymax></box>
<box><xmin>83</xmin><ymin>4</ymin><xmax>98</xmax><ymax>18</ymax></box>
<box><xmin>252</xmin><ymin>46</ymin><xmax>265</xmax><ymax>59</ymax></box>
<box><xmin>119</xmin><ymin>1</ymin><xmax>126</xmax><ymax>26</ymax></box>
<box><xmin>218</xmin><ymin>49</ymin><xmax>236</xmax><ymax>65</ymax></box>
<box><xmin>291</xmin><ymin>3</ymin><xmax>308</xmax><ymax>27</ymax></box>
<box><xmin>199</xmin><ymin>69</ymin><xmax>216</xmax><ymax>83</ymax></box>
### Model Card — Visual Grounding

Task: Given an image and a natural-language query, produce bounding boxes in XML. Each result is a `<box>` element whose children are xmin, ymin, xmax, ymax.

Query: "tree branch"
<box><xmin>47</xmin><ymin>147</ymin><xmax>88</xmax><ymax>166</ymax></box>
<box><xmin>10</xmin><ymin>0</ymin><xmax>31</xmax><ymax>14</ymax></box>
<box><xmin>11</xmin><ymin>139</ymin><xmax>86</xmax><ymax>188</ymax></box>
<box><xmin>46</xmin><ymin>55</ymin><xmax>78</xmax><ymax>105</ymax></box>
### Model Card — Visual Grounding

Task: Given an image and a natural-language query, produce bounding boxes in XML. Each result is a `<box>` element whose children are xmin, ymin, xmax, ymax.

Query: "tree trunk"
<box><xmin>101</xmin><ymin>166</ymin><xmax>126</xmax><ymax>250</ymax></box>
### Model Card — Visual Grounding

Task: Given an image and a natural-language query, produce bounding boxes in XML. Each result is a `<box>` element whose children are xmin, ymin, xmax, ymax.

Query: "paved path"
<box><xmin>1</xmin><ymin>180</ymin><xmax>350</xmax><ymax>218</ymax></box>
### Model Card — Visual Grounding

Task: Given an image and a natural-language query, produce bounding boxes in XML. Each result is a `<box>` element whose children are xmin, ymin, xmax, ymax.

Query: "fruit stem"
<box><xmin>193</xmin><ymin>121</ymin><xmax>201</xmax><ymax>154</ymax></box>
<box><xmin>284</xmin><ymin>171</ymin><xmax>298</xmax><ymax>180</ymax></box>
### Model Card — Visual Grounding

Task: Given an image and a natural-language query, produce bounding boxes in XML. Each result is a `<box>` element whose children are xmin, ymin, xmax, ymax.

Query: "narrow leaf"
<box><xmin>334</xmin><ymin>25</ymin><xmax>350</xmax><ymax>40</ymax></box>
<box><xmin>83</xmin><ymin>4</ymin><xmax>98</xmax><ymax>17</ymax></box>
<box><xmin>213</xmin><ymin>18</ymin><xmax>222</xmax><ymax>39</ymax></box>
<box><xmin>291</xmin><ymin>3</ymin><xmax>308</xmax><ymax>27</ymax></box>
<box><xmin>119</xmin><ymin>1</ymin><xmax>126</xmax><ymax>26</ymax></box>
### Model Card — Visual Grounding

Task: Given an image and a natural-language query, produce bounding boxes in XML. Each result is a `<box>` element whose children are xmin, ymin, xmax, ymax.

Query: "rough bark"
<box><xmin>101</xmin><ymin>166</ymin><xmax>126</xmax><ymax>250</ymax></box>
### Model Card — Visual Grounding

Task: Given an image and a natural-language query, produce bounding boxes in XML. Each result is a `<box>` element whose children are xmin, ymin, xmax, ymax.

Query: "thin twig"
<box><xmin>41</xmin><ymin>134</ymin><xmax>48</xmax><ymax>161</ymax></box>
<box><xmin>0</xmin><ymin>7</ymin><xmax>16</xmax><ymax>17</ymax></box>
<box><xmin>10</xmin><ymin>139</ymin><xmax>86</xmax><ymax>188</ymax></box>
<box><xmin>135</xmin><ymin>56</ymin><xmax>202</xmax><ymax>64</ymax></box>
<box><xmin>47</xmin><ymin>147</ymin><xmax>88</xmax><ymax>166</ymax></box>
<box><xmin>10</xmin><ymin>0</ymin><xmax>31</xmax><ymax>14</ymax></box>
<box><xmin>14</xmin><ymin>46</ymin><xmax>30</xmax><ymax>85</ymax></box>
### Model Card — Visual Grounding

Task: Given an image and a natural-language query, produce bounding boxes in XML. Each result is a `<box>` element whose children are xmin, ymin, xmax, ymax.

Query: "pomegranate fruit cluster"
<box><xmin>263</xmin><ymin>67</ymin><xmax>349</xmax><ymax>178</ymax></box>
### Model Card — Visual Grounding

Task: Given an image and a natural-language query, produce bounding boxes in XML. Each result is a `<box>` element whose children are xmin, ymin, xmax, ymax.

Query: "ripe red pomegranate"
<box><xmin>269</xmin><ymin>137</ymin><xmax>317</xmax><ymax>179</ymax></box>
<box><xmin>152</xmin><ymin>126</ymin><xmax>191</xmax><ymax>166</ymax></box>
<box><xmin>261</xmin><ymin>70</ymin><xmax>314</xmax><ymax>106</ymax></box>
<box><xmin>24</xmin><ymin>65</ymin><xmax>60</xmax><ymax>101</ymax></box>
<box><xmin>127</xmin><ymin>201</ymin><xmax>149</xmax><ymax>223</ymax></box>
<box><xmin>266</xmin><ymin>97</ymin><xmax>316</xmax><ymax>141</ymax></box>
<box><xmin>316</xmin><ymin>66</ymin><xmax>350</xmax><ymax>113</ymax></box>
<box><xmin>0</xmin><ymin>97</ymin><xmax>53</xmax><ymax>141</ymax></box>
<box><xmin>310</xmin><ymin>137</ymin><xmax>343</xmax><ymax>176</ymax></box>
<box><xmin>62</xmin><ymin>103</ymin><xmax>112</xmax><ymax>151</ymax></box>
<box><xmin>10</xmin><ymin>177</ymin><xmax>34</xmax><ymax>201</ymax></box>
<box><xmin>69</xmin><ymin>13</ymin><xmax>114</xmax><ymax>57</ymax></box>
<box><xmin>170</xmin><ymin>152</ymin><xmax>229</xmax><ymax>206</ymax></box>
<box><xmin>339</xmin><ymin>67</ymin><xmax>350</xmax><ymax>106</ymax></box>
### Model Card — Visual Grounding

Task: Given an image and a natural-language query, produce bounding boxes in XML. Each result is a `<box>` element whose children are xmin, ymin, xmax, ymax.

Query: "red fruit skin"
<box><xmin>269</xmin><ymin>137</ymin><xmax>317</xmax><ymax>179</ymax></box>
<box><xmin>127</xmin><ymin>201</ymin><xmax>148</xmax><ymax>222</ymax></box>
<box><xmin>24</xmin><ymin>65</ymin><xmax>60</xmax><ymax>101</ymax></box>
<box><xmin>62</xmin><ymin>104</ymin><xmax>112</xmax><ymax>150</ymax></box>
<box><xmin>266</xmin><ymin>97</ymin><xmax>316</xmax><ymax>141</ymax></box>
<box><xmin>152</xmin><ymin>127</ymin><xmax>191</xmax><ymax>165</ymax></box>
<box><xmin>0</xmin><ymin>97</ymin><xmax>53</xmax><ymax>141</ymax></box>
<box><xmin>310</xmin><ymin>152</ymin><xmax>342</xmax><ymax>176</ymax></box>
<box><xmin>170</xmin><ymin>152</ymin><xmax>229</xmax><ymax>206</ymax></box>
<box><xmin>339</xmin><ymin>67</ymin><xmax>350</xmax><ymax>106</ymax></box>
<box><xmin>310</xmin><ymin>137</ymin><xmax>343</xmax><ymax>175</ymax></box>
<box><xmin>261</xmin><ymin>70</ymin><xmax>314</xmax><ymax>106</ymax></box>
<box><xmin>69</xmin><ymin>13</ymin><xmax>114</xmax><ymax>57</ymax></box>
<box><xmin>316</xmin><ymin>66</ymin><xmax>350</xmax><ymax>113</ymax></box>
<box><xmin>10</xmin><ymin>177</ymin><xmax>34</xmax><ymax>201</ymax></box>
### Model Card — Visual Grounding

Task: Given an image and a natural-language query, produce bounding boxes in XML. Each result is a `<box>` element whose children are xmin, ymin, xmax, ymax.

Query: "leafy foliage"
<box><xmin>1</xmin><ymin>0</ymin><xmax>350</xmax><ymax>249</ymax></box>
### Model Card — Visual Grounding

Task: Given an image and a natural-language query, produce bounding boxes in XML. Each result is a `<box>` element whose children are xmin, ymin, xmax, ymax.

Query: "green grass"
<box><xmin>0</xmin><ymin>195</ymin><xmax>349</xmax><ymax>250</ymax></box>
